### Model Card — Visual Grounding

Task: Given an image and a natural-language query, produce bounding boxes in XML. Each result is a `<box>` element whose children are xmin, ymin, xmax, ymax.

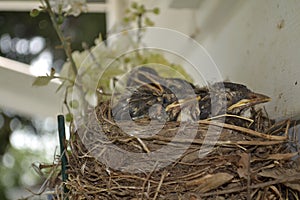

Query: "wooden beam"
<box><xmin>0</xmin><ymin>56</ymin><xmax>63</xmax><ymax>118</ymax></box>
<box><xmin>0</xmin><ymin>1</ymin><xmax>107</xmax><ymax>12</ymax></box>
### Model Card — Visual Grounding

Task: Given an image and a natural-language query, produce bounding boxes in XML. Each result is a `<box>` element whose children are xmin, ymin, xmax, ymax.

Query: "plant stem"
<box><xmin>137</xmin><ymin>13</ymin><xmax>143</xmax><ymax>45</ymax></box>
<box><xmin>43</xmin><ymin>0</ymin><xmax>89</xmax><ymax>116</ymax></box>
<box><xmin>53</xmin><ymin>75</ymin><xmax>77</xmax><ymax>86</ymax></box>
<box><xmin>43</xmin><ymin>0</ymin><xmax>78</xmax><ymax>77</ymax></box>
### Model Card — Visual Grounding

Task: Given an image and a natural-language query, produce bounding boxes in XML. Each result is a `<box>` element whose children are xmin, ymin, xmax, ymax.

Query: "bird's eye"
<box><xmin>226</xmin><ymin>94</ymin><xmax>232</xmax><ymax>101</ymax></box>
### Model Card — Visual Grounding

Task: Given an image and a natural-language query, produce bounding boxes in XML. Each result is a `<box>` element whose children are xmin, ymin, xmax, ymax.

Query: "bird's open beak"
<box><xmin>227</xmin><ymin>92</ymin><xmax>271</xmax><ymax>111</ymax></box>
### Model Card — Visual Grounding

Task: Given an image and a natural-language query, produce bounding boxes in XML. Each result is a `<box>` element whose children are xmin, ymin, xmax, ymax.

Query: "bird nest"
<box><xmin>44</xmin><ymin>100</ymin><xmax>300</xmax><ymax>200</ymax></box>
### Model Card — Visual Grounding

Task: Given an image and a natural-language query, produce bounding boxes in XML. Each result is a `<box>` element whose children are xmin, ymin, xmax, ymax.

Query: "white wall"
<box><xmin>138</xmin><ymin>0</ymin><xmax>300</xmax><ymax>119</ymax></box>
<box><xmin>196</xmin><ymin>0</ymin><xmax>300</xmax><ymax>119</ymax></box>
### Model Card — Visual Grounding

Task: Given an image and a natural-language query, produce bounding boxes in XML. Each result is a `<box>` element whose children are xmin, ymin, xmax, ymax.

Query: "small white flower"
<box><xmin>50</xmin><ymin>0</ymin><xmax>87</xmax><ymax>16</ymax></box>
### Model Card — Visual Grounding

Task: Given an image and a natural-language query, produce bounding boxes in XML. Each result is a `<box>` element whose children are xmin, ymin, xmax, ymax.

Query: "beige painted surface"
<box><xmin>137</xmin><ymin>0</ymin><xmax>300</xmax><ymax>119</ymax></box>
<box><xmin>195</xmin><ymin>0</ymin><xmax>300</xmax><ymax>119</ymax></box>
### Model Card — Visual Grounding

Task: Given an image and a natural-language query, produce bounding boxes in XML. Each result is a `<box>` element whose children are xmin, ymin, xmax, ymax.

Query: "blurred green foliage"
<box><xmin>0</xmin><ymin>9</ymin><xmax>107</xmax><ymax>199</ymax></box>
<box><xmin>0</xmin><ymin>111</ymin><xmax>53</xmax><ymax>200</ymax></box>
<box><xmin>0</xmin><ymin>11</ymin><xmax>106</xmax><ymax>71</ymax></box>
<box><xmin>0</xmin><ymin>146</ymin><xmax>47</xmax><ymax>200</ymax></box>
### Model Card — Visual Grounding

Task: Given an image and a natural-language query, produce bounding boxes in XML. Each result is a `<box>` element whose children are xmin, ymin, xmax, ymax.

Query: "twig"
<box><xmin>200</xmin><ymin>174</ymin><xmax>300</xmax><ymax>197</ymax></box>
<box><xmin>43</xmin><ymin>0</ymin><xmax>78</xmax><ymax>76</ymax></box>
<box><xmin>206</xmin><ymin>113</ymin><xmax>254</xmax><ymax>126</ymax></box>
<box><xmin>135</xmin><ymin>136</ymin><xmax>150</xmax><ymax>153</ymax></box>
<box><xmin>198</xmin><ymin>120</ymin><xmax>287</xmax><ymax>141</ymax></box>
<box><xmin>62</xmin><ymin>85</ymin><xmax>71</xmax><ymax>116</ymax></box>
<box><xmin>264</xmin><ymin>119</ymin><xmax>289</xmax><ymax>135</ymax></box>
<box><xmin>247</xmin><ymin>153</ymin><xmax>251</xmax><ymax>200</ymax></box>
<box><xmin>42</xmin><ymin>0</ymin><xmax>89</xmax><ymax>115</ymax></box>
<box><xmin>144</xmin><ymin>135</ymin><xmax>285</xmax><ymax>146</ymax></box>
<box><xmin>141</xmin><ymin>162</ymin><xmax>158</xmax><ymax>199</ymax></box>
<box><xmin>137</xmin><ymin>13</ymin><xmax>143</xmax><ymax>45</ymax></box>
<box><xmin>284</xmin><ymin>119</ymin><xmax>290</xmax><ymax>139</ymax></box>
<box><xmin>153</xmin><ymin>170</ymin><xmax>168</xmax><ymax>200</ymax></box>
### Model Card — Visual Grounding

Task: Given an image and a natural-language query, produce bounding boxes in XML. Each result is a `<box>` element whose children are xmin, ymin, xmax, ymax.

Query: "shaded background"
<box><xmin>0</xmin><ymin>11</ymin><xmax>106</xmax><ymax>73</ymax></box>
<box><xmin>0</xmin><ymin>3</ymin><xmax>106</xmax><ymax>199</ymax></box>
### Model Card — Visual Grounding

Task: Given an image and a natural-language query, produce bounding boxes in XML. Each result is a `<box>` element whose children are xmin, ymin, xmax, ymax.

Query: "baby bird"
<box><xmin>112</xmin><ymin>67</ymin><xmax>271</xmax><ymax>122</ymax></box>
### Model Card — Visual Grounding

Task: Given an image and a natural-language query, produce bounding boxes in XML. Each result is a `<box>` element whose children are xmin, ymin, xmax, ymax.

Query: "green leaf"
<box><xmin>69</xmin><ymin>100</ymin><xmax>79</xmax><ymax>109</ymax></box>
<box><xmin>32</xmin><ymin>76</ymin><xmax>55</xmax><ymax>86</ymax></box>
<box><xmin>30</xmin><ymin>9</ymin><xmax>40</xmax><ymax>17</ymax></box>
<box><xmin>57</xmin><ymin>15</ymin><xmax>64</xmax><ymax>25</ymax></box>
<box><xmin>138</xmin><ymin>5</ymin><xmax>146</xmax><ymax>13</ymax></box>
<box><xmin>125</xmin><ymin>8</ymin><xmax>131</xmax><ymax>14</ymax></box>
<box><xmin>145</xmin><ymin>17</ymin><xmax>154</xmax><ymax>26</ymax></box>
<box><xmin>153</xmin><ymin>8</ymin><xmax>160</xmax><ymax>15</ymax></box>
<box><xmin>65</xmin><ymin>113</ymin><xmax>73</xmax><ymax>122</ymax></box>
<box><xmin>123</xmin><ymin>17</ymin><xmax>130</xmax><ymax>23</ymax></box>
<box><xmin>124</xmin><ymin>57</ymin><xmax>131</xmax><ymax>63</ymax></box>
<box><xmin>131</xmin><ymin>2</ymin><xmax>138</xmax><ymax>9</ymax></box>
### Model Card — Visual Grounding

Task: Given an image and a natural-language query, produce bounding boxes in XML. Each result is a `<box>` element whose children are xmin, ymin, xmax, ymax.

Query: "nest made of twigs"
<box><xmin>47</xmin><ymin>101</ymin><xmax>300</xmax><ymax>200</ymax></box>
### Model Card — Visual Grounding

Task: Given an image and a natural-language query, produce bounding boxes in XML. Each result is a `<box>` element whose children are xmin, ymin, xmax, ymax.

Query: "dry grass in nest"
<box><xmin>40</xmin><ymin>101</ymin><xmax>300</xmax><ymax>200</ymax></box>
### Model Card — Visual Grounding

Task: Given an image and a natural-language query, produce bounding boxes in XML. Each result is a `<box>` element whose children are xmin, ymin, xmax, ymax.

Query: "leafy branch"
<box><xmin>43</xmin><ymin>0</ymin><xmax>78</xmax><ymax>77</ymax></box>
<box><xmin>123</xmin><ymin>2</ymin><xmax>160</xmax><ymax>44</ymax></box>
<box><xmin>31</xmin><ymin>0</ymin><xmax>88</xmax><ymax>121</ymax></box>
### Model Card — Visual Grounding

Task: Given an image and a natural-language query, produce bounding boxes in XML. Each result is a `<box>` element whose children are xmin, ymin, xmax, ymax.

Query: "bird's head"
<box><xmin>220</xmin><ymin>82</ymin><xmax>271</xmax><ymax>113</ymax></box>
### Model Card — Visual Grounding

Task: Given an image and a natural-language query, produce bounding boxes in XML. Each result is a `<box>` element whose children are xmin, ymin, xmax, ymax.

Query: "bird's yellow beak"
<box><xmin>227</xmin><ymin>93</ymin><xmax>271</xmax><ymax>111</ymax></box>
